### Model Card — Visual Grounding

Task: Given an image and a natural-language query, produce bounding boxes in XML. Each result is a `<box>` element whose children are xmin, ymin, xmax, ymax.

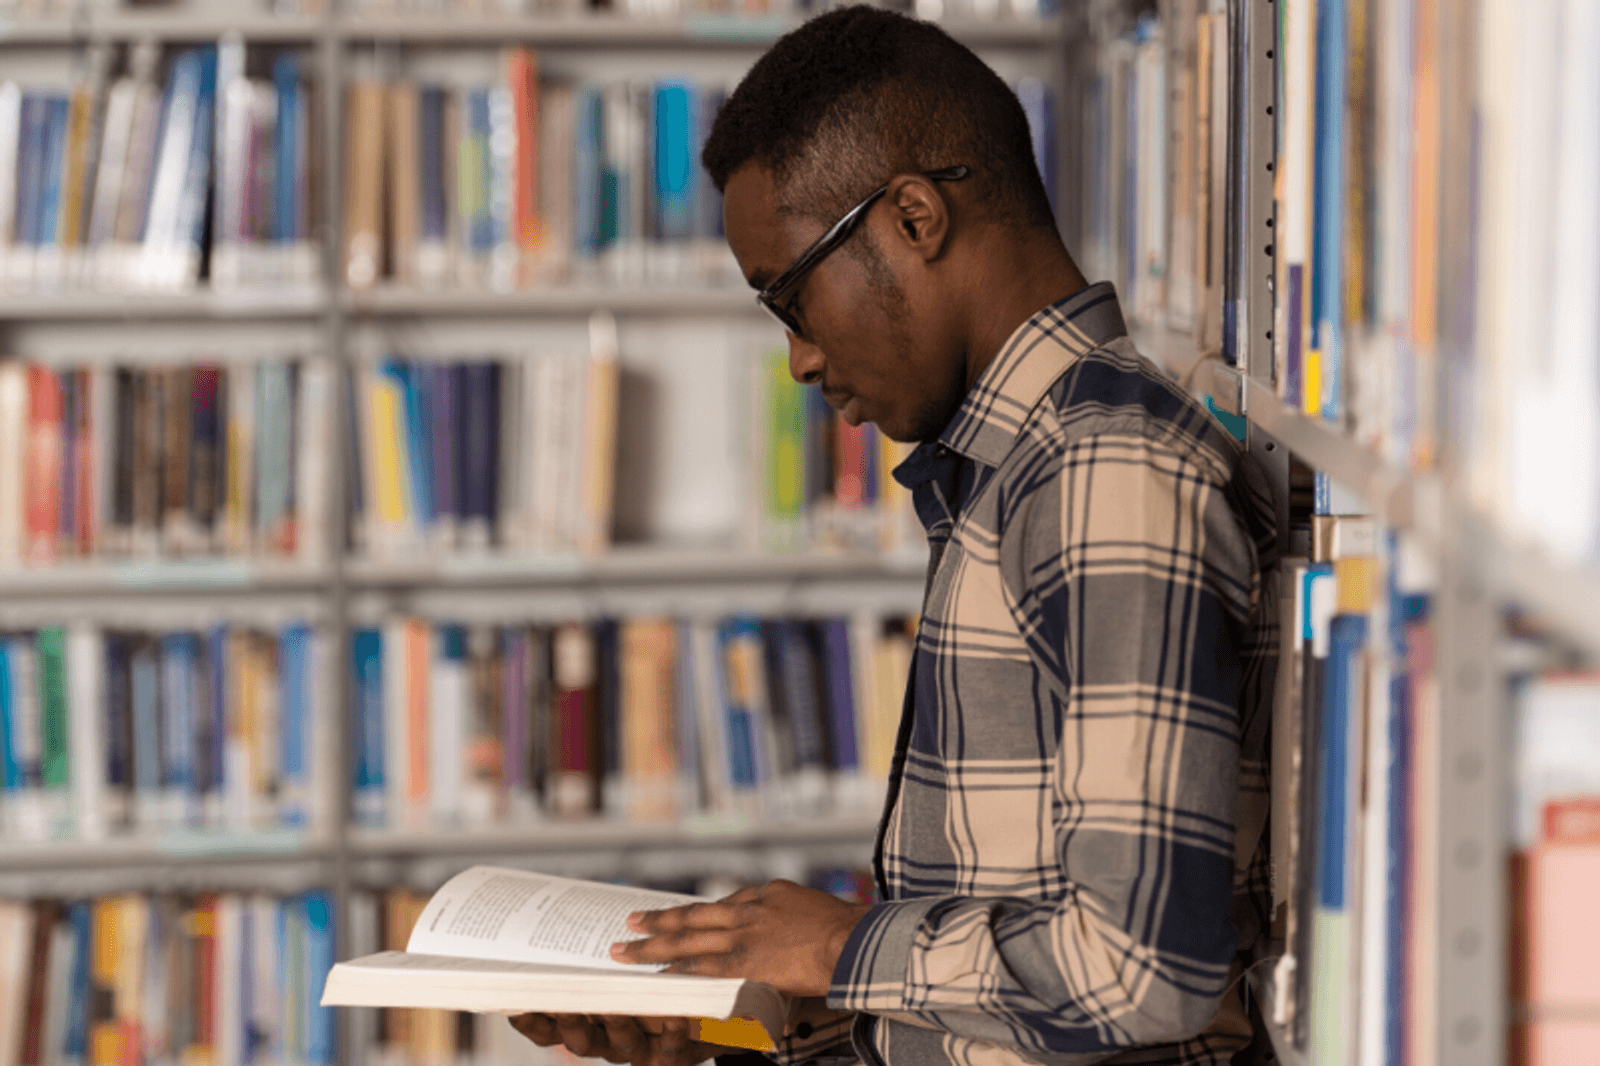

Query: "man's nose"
<box><xmin>788</xmin><ymin>333</ymin><xmax>824</xmax><ymax>385</ymax></box>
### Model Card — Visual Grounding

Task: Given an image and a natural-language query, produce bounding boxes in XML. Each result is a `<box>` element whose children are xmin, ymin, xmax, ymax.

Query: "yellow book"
<box><xmin>370</xmin><ymin>374</ymin><xmax>410</xmax><ymax>528</ymax></box>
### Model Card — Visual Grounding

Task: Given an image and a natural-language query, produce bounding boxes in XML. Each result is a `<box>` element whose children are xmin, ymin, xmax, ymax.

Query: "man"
<box><xmin>513</xmin><ymin>7</ymin><xmax>1278</xmax><ymax>1064</ymax></box>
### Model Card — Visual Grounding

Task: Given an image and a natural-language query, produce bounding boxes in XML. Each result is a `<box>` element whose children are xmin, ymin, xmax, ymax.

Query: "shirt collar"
<box><xmin>898</xmin><ymin>282</ymin><xmax>1128</xmax><ymax>481</ymax></box>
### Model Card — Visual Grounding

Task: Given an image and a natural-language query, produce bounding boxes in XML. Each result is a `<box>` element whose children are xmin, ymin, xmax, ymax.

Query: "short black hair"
<box><xmin>703</xmin><ymin>5</ymin><xmax>1055</xmax><ymax>231</ymax></box>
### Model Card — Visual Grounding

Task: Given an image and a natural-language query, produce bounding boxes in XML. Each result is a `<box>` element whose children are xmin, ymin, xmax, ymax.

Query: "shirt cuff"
<box><xmin>826</xmin><ymin>896</ymin><xmax>948</xmax><ymax>1014</ymax></box>
<box><xmin>765</xmin><ymin>997</ymin><xmax>858</xmax><ymax>1066</ymax></box>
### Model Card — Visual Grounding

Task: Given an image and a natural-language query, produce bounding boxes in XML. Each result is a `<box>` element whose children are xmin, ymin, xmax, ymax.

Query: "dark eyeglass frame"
<box><xmin>756</xmin><ymin>165</ymin><xmax>971</xmax><ymax>338</ymax></box>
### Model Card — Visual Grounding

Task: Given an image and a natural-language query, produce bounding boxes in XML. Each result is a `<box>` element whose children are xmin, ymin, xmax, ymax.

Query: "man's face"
<box><xmin>723</xmin><ymin>163</ymin><xmax>967</xmax><ymax>443</ymax></box>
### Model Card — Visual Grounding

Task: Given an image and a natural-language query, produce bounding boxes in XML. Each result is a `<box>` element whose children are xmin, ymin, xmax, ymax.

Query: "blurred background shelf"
<box><xmin>0</xmin><ymin>287</ymin><xmax>328</xmax><ymax>320</ymax></box>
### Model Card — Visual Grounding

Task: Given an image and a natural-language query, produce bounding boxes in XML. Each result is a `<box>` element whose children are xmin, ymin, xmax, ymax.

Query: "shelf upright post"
<box><xmin>1432</xmin><ymin>516</ymin><xmax>1507</xmax><ymax>1066</ymax></box>
<box><xmin>318</xmin><ymin>7</ymin><xmax>355</xmax><ymax>1066</ymax></box>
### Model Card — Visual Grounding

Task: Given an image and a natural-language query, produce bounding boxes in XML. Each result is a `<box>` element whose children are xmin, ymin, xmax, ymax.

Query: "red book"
<box><xmin>551</xmin><ymin>623</ymin><xmax>598</xmax><ymax>817</ymax></box>
<box><xmin>23</xmin><ymin>366</ymin><xmax>62</xmax><ymax>565</ymax></box>
<box><xmin>507</xmin><ymin>48</ymin><xmax>541</xmax><ymax>254</ymax></box>
<box><xmin>72</xmin><ymin>369</ymin><xmax>93</xmax><ymax>555</ymax></box>
<box><xmin>835</xmin><ymin>418</ymin><xmax>868</xmax><ymax>511</ymax></box>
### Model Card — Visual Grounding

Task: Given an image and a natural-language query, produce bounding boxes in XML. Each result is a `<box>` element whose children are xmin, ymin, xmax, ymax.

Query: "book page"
<box><xmin>406</xmin><ymin>866</ymin><xmax>703</xmax><ymax>971</ymax></box>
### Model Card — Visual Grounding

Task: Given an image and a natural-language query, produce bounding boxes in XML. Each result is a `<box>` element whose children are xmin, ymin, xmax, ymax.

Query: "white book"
<box><xmin>320</xmin><ymin>865</ymin><xmax>785</xmax><ymax>1053</ymax></box>
<box><xmin>382</xmin><ymin>618</ymin><xmax>410</xmax><ymax>831</ymax></box>
<box><xmin>296</xmin><ymin>359</ymin><xmax>331</xmax><ymax>566</ymax></box>
<box><xmin>0</xmin><ymin>364</ymin><xmax>25</xmax><ymax>567</ymax></box>
<box><xmin>487</xmin><ymin>83</ymin><xmax>518</xmax><ymax>292</ymax></box>
<box><xmin>67</xmin><ymin>623</ymin><xmax>106</xmax><ymax>842</ymax></box>
<box><xmin>345</xmin><ymin>893</ymin><xmax>380</xmax><ymax>1066</ymax></box>
<box><xmin>428</xmin><ymin>628</ymin><xmax>466</xmax><ymax>829</ymax></box>
<box><xmin>553</xmin><ymin>354</ymin><xmax>586</xmax><ymax>554</ymax></box>
<box><xmin>0</xmin><ymin>902</ymin><xmax>35</xmax><ymax>1066</ymax></box>
<box><xmin>215</xmin><ymin>894</ymin><xmax>244</xmax><ymax>1066</ymax></box>
<box><xmin>0</xmin><ymin>82</ymin><xmax>21</xmax><ymax>256</ymax></box>
<box><xmin>38</xmin><ymin>916</ymin><xmax>76</xmax><ymax>1066</ymax></box>
<box><xmin>496</xmin><ymin>355</ymin><xmax>525</xmax><ymax>550</ymax></box>
<box><xmin>689</xmin><ymin>618</ymin><xmax>732</xmax><ymax>817</ymax></box>
<box><xmin>212</xmin><ymin>75</ymin><xmax>256</xmax><ymax>288</ymax></box>
<box><xmin>250</xmin><ymin>895</ymin><xmax>282</xmax><ymax>1064</ymax></box>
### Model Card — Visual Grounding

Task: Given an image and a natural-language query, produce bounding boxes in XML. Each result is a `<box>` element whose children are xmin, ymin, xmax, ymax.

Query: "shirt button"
<box><xmin>796</xmin><ymin>1022</ymin><xmax>815</xmax><ymax>1039</ymax></box>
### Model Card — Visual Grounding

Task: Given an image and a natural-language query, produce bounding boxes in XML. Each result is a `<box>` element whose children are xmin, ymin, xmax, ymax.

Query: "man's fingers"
<box><xmin>508</xmin><ymin>1013</ymin><xmax>559</xmax><ymax>1046</ymax></box>
<box><xmin>629</xmin><ymin>900</ymin><xmax>742</xmax><ymax>934</ymax></box>
<box><xmin>554</xmin><ymin>1013</ymin><xmax>605</xmax><ymax>1058</ymax></box>
<box><xmin>599</xmin><ymin>1015</ymin><xmax>649</xmax><ymax>1057</ymax></box>
<box><xmin>615</xmin><ymin>927</ymin><xmax>738</xmax><ymax>964</ymax></box>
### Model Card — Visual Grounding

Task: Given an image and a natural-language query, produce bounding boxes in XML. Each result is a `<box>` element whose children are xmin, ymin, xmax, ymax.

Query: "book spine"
<box><xmin>351</xmin><ymin>628</ymin><xmax>385</xmax><ymax>827</ymax></box>
<box><xmin>35</xmin><ymin>626</ymin><xmax>70</xmax><ymax>836</ymax></box>
<box><xmin>24</xmin><ymin>366</ymin><xmax>62</xmax><ymax>566</ymax></box>
<box><xmin>66</xmin><ymin>624</ymin><xmax>105</xmax><ymax>842</ymax></box>
<box><xmin>0</xmin><ymin>365</ymin><xmax>26</xmax><ymax>567</ymax></box>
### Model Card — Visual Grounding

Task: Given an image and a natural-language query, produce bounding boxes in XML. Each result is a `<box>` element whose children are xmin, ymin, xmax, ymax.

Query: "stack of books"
<box><xmin>349</xmin><ymin>611</ymin><xmax>917</xmax><ymax>831</ymax></box>
<box><xmin>0</xmin><ymin>358</ymin><xmax>331</xmax><ymax>571</ymax></box>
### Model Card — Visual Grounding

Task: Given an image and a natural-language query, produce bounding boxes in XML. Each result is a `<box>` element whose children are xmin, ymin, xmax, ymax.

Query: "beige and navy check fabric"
<box><xmin>773</xmin><ymin>283</ymin><xmax>1279</xmax><ymax>1066</ymax></box>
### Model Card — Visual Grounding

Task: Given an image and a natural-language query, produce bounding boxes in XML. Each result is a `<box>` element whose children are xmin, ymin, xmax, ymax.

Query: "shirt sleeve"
<box><xmin>763</xmin><ymin>998</ymin><xmax>858</xmax><ymax>1066</ymax></box>
<box><xmin>826</xmin><ymin>433</ymin><xmax>1260</xmax><ymax>1056</ymax></box>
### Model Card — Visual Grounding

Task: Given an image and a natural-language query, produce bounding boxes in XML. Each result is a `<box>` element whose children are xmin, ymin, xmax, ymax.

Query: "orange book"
<box><xmin>187</xmin><ymin>897</ymin><xmax>219</xmax><ymax>1059</ymax></box>
<box><xmin>23</xmin><ymin>366</ymin><xmax>62</xmax><ymax>566</ymax></box>
<box><xmin>835</xmin><ymin>419</ymin><xmax>868</xmax><ymax>511</ymax></box>
<box><xmin>404</xmin><ymin>619</ymin><xmax>431</xmax><ymax>817</ymax></box>
<box><xmin>506</xmin><ymin>47</ymin><xmax>542</xmax><ymax>258</ymax></box>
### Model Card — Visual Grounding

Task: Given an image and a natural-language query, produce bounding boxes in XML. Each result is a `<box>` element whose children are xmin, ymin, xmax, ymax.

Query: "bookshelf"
<box><xmin>6</xmin><ymin>0</ymin><xmax>1593</xmax><ymax>1063</ymax></box>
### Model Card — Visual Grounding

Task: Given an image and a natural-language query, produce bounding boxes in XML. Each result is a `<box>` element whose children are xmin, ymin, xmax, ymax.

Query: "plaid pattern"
<box><xmin>773</xmin><ymin>284</ymin><xmax>1278</xmax><ymax>1066</ymax></box>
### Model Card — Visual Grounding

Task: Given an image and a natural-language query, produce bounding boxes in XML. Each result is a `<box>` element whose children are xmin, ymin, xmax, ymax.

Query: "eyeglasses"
<box><xmin>756</xmin><ymin>165</ymin><xmax>971</xmax><ymax>338</ymax></box>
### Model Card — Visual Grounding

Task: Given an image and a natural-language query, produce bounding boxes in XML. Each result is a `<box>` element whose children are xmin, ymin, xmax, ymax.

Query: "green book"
<box><xmin>35</xmin><ymin>626</ymin><xmax>69</xmax><ymax>789</ymax></box>
<box><xmin>765</xmin><ymin>350</ymin><xmax>806</xmax><ymax>526</ymax></box>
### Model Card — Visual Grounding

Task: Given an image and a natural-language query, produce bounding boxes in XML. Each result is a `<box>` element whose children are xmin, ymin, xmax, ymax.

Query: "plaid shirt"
<box><xmin>773</xmin><ymin>284</ymin><xmax>1278</xmax><ymax>1066</ymax></box>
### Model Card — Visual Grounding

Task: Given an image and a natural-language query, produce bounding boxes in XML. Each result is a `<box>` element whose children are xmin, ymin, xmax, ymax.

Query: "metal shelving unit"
<box><xmin>343</xmin><ymin>283</ymin><xmax>758</xmax><ymax>317</ymax></box>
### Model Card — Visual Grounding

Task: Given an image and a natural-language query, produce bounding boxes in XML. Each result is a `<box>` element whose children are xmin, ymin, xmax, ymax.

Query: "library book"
<box><xmin>320</xmin><ymin>865</ymin><xmax>786</xmax><ymax>1051</ymax></box>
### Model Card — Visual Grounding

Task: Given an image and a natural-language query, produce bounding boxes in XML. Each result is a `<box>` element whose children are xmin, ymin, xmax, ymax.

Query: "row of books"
<box><xmin>0</xmin><ymin>45</ymin><xmax>319</xmax><ymax>295</ymax></box>
<box><xmin>0</xmin><ymin>359</ymin><xmax>330</xmax><ymax>570</ymax></box>
<box><xmin>1079</xmin><ymin>9</ymin><xmax>1227</xmax><ymax>355</ymax></box>
<box><xmin>0</xmin><ymin>622</ymin><xmax>328</xmax><ymax>843</ymax></box>
<box><xmin>345</xmin><ymin>59</ymin><xmax>735</xmax><ymax>292</ymax></box>
<box><xmin>0</xmin><ymin>891</ymin><xmax>336</xmax><ymax>1066</ymax></box>
<box><xmin>350</xmin><ymin>336</ymin><xmax>618</xmax><ymax>558</ymax></box>
<box><xmin>746</xmin><ymin>348</ymin><xmax>920</xmax><ymax>555</ymax></box>
<box><xmin>350</xmin><ymin>611</ymin><xmax>915</xmax><ymax>830</ymax></box>
<box><xmin>1094</xmin><ymin>1</ymin><xmax>1600</xmax><ymax>564</ymax></box>
<box><xmin>1270</xmin><ymin>515</ymin><xmax>1419</xmax><ymax>1066</ymax></box>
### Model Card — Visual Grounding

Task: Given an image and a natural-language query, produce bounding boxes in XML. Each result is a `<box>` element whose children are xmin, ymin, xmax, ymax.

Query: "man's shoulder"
<box><xmin>1017</xmin><ymin>336</ymin><xmax>1243</xmax><ymax>484</ymax></box>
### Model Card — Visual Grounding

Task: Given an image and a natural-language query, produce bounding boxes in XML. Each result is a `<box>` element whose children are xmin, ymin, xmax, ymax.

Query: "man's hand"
<box><xmin>611</xmin><ymin>879</ymin><xmax>872</xmax><ymax>998</ymax></box>
<box><xmin>507</xmin><ymin>1013</ymin><xmax>726</xmax><ymax>1066</ymax></box>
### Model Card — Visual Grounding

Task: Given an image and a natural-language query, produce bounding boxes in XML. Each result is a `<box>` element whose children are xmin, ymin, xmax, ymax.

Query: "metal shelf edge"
<box><xmin>350</xmin><ymin>814</ymin><xmax>880</xmax><ymax>856</ymax></box>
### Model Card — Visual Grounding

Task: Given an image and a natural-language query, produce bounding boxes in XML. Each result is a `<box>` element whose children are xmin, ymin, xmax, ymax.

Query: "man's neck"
<box><xmin>959</xmin><ymin>233</ymin><xmax>1090</xmax><ymax>392</ymax></box>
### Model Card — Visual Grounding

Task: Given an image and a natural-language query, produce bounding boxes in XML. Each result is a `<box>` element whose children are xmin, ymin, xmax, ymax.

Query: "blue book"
<box><xmin>1311</xmin><ymin>0</ymin><xmax>1347</xmax><ymax>420</ymax></box>
<box><xmin>1309</xmin><ymin>612</ymin><xmax>1366</xmax><ymax>1062</ymax></box>
<box><xmin>131</xmin><ymin>638</ymin><xmax>162</xmax><ymax>823</ymax></box>
<box><xmin>817</xmin><ymin>618</ymin><xmax>859</xmax><ymax>773</ymax></box>
<box><xmin>302</xmin><ymin>891</ymin><xmax>337</xmax><ymax>1066</ymax></box>
<box><xmin>62</xmin><ymin>901</ymin><xmax>91</xmax><ymax>1062</ymax></box>
<box><xmin>463</xmin><ymin>88</ymin><xmax>494</xmax><ymax>254</ymax></box>
<box><xmin>428</xmin><ymin>364</ymin><xmax>458</xmax><ymax>523</ymax></box>
<box><xmin>15</xmin><ymin>94</ymin><xmax>48</xmax><ymax>248</ymax></box>
<box><xmin>459</xmin><ymin>361</ymin><xmax>499</xmax><ymax>530</ymax></box>
<box><xmin>36</xmin><ymin>95</ymin><xmax>68</xmax><ymax>248</ymax></box>
<box><xmin>718</xmin><ymin>619</ymin><xmax>761</xmax><ymax>791</ymax></box>
<box><xmin>207</xmin><ymin>626</ymin><xmax>228</xmax><ymax>814</ymax></box>
<box><xmin>573</xmin><ymin>86</ymin><xmax>604</xmax><ymax>261</ymax></box>
<box><xmin>418</xmin><ymin>86</ymin><xmax>448</xmax><ymax>246</ymax></box>
<box><xmin>273</xmin><ymin>54</ymin><xmax>302</xmax><ymax>243</ymax></box>
<box><xmin>351</xmin><ymin>628</ymin><xmax>385</xmax><ymax>826</ymax></box>
<box><xmin>159</xmin><ymin>633</ymin><xmax>199</xmax><ymax>825</ymax></box>
<box><xmin>1386</xmin><ymin>585</ymin><xmax>1429</xmax><ymax>1065</ymax></box>
<box><xmin>400</xmin><ymin>360</ymin><xmax>434</xmax><ymax>526</ymax></box>
<box><xmin>181</xmin><ymin>48</ymin><xmax>219</xmax><ymax>254</ymax></box>
<box><xmin>652</xmin><ymin>81</ymin><xmax>695</xmax><ymax>243</ymax></box>
<box><xmin>278</xmin><ymin>623</ymin><xmax>313</xmax><ymax>829</ymax></box>
<box><xmin>0</xmin><ymin>641</ymin><xmax>15</xmax><ymax>795</ymax></box>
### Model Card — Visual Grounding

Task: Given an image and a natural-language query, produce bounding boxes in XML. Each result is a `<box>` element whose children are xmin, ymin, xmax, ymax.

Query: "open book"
<box><xmin>319</xmin><ymin>866</ymin><xmax>787</xmax><ymax>1051</ymax></box>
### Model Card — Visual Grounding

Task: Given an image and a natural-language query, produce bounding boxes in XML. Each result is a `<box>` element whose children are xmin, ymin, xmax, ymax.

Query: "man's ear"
<box><xmin>882</xmin><ymin>173</ymin><xmax>952</xmax><ymax>261</ymax></box>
